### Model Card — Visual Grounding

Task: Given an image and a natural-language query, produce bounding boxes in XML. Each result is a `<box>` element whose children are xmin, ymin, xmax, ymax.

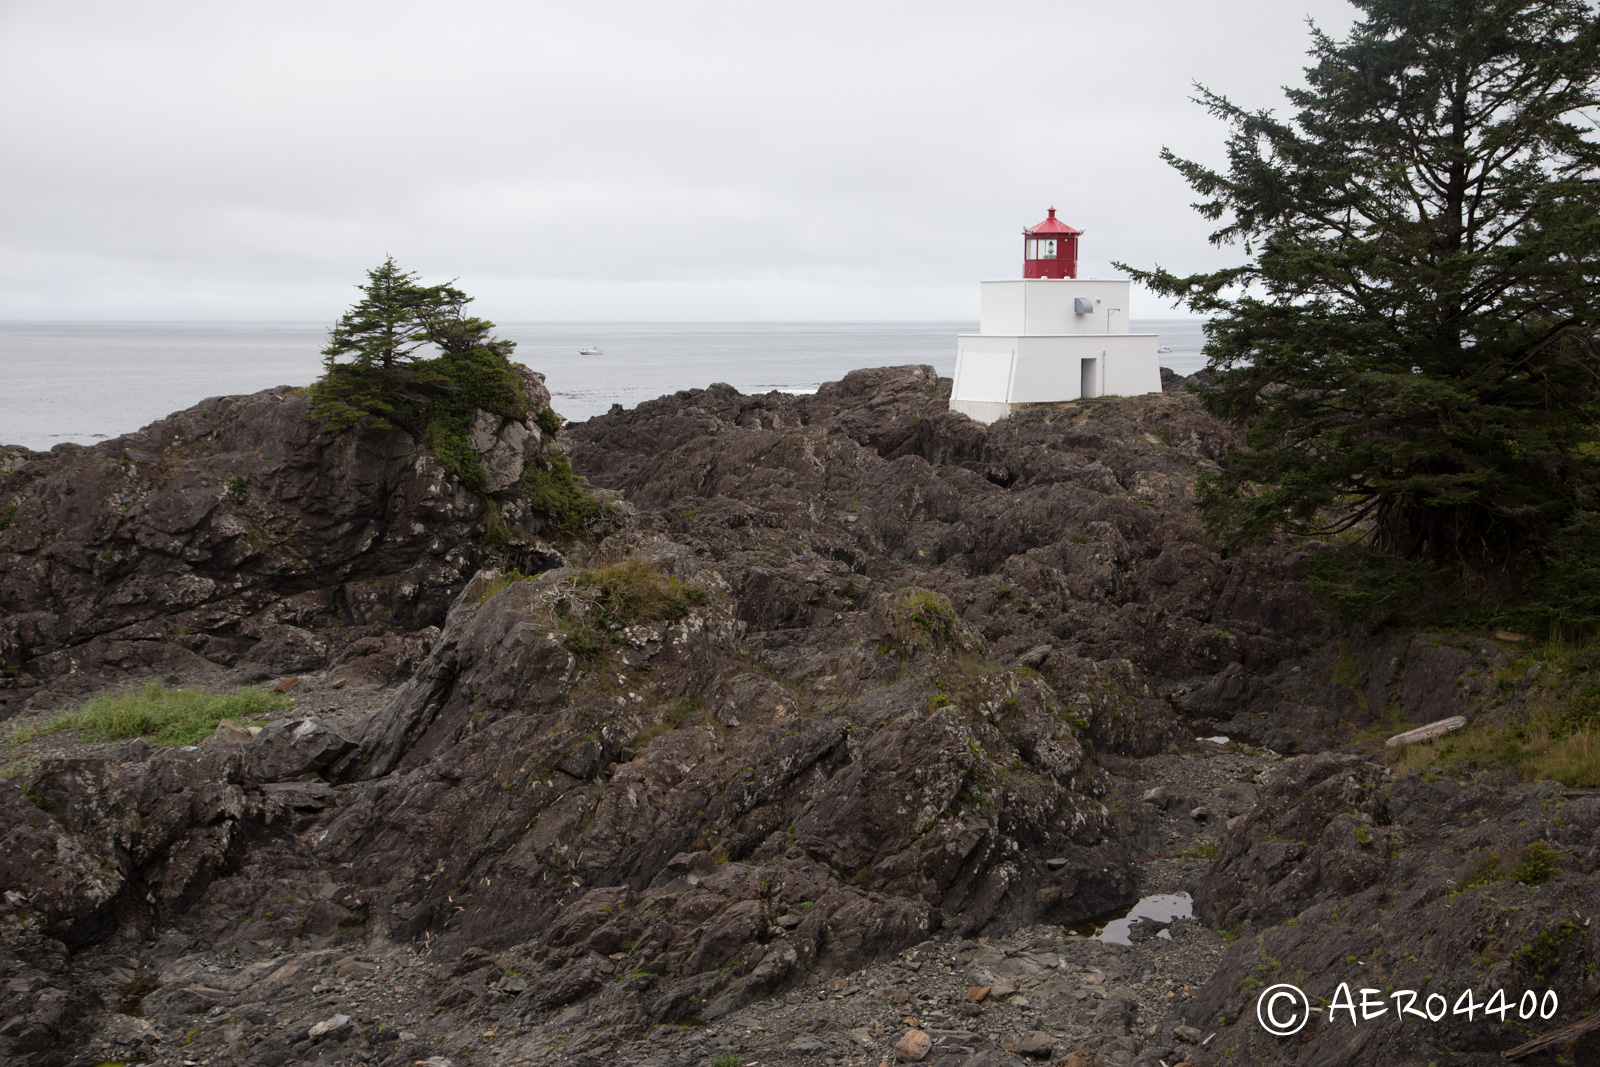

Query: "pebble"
<box><xmin>893</xmin><ymin>1028</ymin><xmax>932</xmax><ymax>1062</ymax></box>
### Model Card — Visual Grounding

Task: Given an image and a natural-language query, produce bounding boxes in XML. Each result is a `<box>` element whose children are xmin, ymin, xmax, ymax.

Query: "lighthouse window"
<box><xmin>1027</xmin><ymin>238</ymin><xmax>1057</xmax><ymax>260</ymax></box>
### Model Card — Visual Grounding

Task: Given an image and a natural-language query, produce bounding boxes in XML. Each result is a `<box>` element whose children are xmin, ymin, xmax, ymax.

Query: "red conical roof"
<box><xmin>1025</xmin><ymin>207</ymin><xmax>1081</xmax><ymax>236</ymax></box>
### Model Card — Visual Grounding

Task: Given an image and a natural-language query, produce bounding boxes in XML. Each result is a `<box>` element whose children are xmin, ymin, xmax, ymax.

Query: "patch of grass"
<box><xmin>479</xmin><ymin>496</ymin><xmax>515</xmax><ymax>544</ymax></box>
<box><xmin>1174</xmin><ymin>841</ymin><xmax>1218</xmax><ymax>859</ymax></box>
<box><xmin>1513</xmin><ymin>921</ymin><xmax>1581</xmax><ymax>974</ymax></box>
<box><xmin>10</xmin><ymin>684</ymin><xmax>291</xmax><ymax>747</ymax></box>
<box><xmin>882</xmin><ymin>587</ymin><xmax>961</xmax><ymax>655</ymax></box>
<box><xmin>712</xmin><ymin>1055</ymin><xmax>741</xmax><ymax>1067</ymax></box>
<box><xmin>1458</xmin><ymin>842</ymin><xmax>1561</xmax><ymax>891</ymax></box>
<box><xmin>1390</xmin><ymin>720</ymin><xmax>1600</xmax><ymax>787</ymax></box>
<box><xmin>558</xmin><ymin>560</ymin><xmax>708</xmax><ymax>660</ymax></box>
<box><xmin>536</xmin><ymin>406</ymin><xmax>563</xmax><ymax>437</ymax></box>
<box><xmin>476</xmin><ymin>569</ymin><xmax>529</xmax><ymax>604</ymax></box>
<box><xmin>1385</xmin><ymin>636</ymin><xmax>1600</xmax><ymax>785</ymax></box>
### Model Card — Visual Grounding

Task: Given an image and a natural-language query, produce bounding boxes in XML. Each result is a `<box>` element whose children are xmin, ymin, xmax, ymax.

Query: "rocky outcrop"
<box><xmin>568</xmin><ymin>366</ymin><xmax>1330</xmax><ymax>685</ymax></box>
<box><xmin>1186</xmin><ymin>755</ymin><xmax>1600</xmax><ymax>1065</ymax></box>
<box><xmin>25</xmin><ymin>364</ymin><xmax>1558</xmax><ymax>1067</ymax></box>
<box><xmin>0</xmin><ymin>716</ymin><xmax>366</xmax><ymax>1059</ymax></box>
<box><xmin>0</xmin><ymin>366</ymin><xmax>567</xmax><ymax>715</ymax></box>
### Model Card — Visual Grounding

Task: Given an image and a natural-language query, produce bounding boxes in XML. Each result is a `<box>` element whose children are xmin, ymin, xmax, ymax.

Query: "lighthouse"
<box><xmin>948</xmin><ymin>209</ymin><xmax>1162</xmax><ymax>424</ymax></box>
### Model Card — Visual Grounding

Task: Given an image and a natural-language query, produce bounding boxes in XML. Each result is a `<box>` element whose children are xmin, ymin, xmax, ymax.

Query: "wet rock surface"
<box><xmin>1</xmin><ymin>366</ymin><xmax>1595</xmax><ymax>1067</ymax></box>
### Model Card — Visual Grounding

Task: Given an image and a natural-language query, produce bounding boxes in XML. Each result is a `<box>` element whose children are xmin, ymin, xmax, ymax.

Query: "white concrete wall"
<box><xmin>951</xmin><ymin>336</ymin><xmax>1016</xmax><ymax>403</ymax></box>
<box><xmin>977</xmin><ymin>279</ymin><xmax>1133</xmax><ymax>336</ymax></box>
<box><xmin>978</xmin><ymin>284</ymin><xmax>1028</xmax><ymax>337</ymax></box>
<box><xmin>1008</xmin><ymin>333</ymin><xmax>1161</xmax><ymax>400</ymax></box>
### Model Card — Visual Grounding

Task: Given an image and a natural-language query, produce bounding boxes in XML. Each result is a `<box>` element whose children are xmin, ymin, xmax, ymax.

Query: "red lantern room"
<box><xmin>1023</xmin><ymin>207</ymin><xmax>1081</xmax><ymax>279</ymax></box>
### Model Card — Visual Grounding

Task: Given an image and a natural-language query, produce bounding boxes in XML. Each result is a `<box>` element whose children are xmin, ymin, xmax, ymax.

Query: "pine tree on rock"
<box><xmin>310</xmin><ymin>260</ymin><xmax>531</xmax><ymax>497</ymax></box>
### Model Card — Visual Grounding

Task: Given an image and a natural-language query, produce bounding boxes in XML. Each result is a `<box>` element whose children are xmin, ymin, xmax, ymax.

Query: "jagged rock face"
<box><xmin>0</xmin><ymin>367</ymin><xmax>1361</xmax><ymax>1063</ymax></box>
<box><xmin>298</xmin><ymin>551</ymin><xmax>1149</xmax><ymax>1031</ymax></box>
<box><xmin>0</xmin><ymin>367</ymin><xmax>563</xmax><ymax>714</ymax></box>
<box><xmin>566</xmin><ymin>365</ymin><xmax>1328</xmax><ymax>685</ymax></box>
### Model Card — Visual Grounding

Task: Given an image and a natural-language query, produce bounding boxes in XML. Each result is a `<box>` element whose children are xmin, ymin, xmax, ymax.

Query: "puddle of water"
<box><xmin>1076</xmin><ymin>892</ymin><xmax>1194</xmax><ymax>945</ymax></box>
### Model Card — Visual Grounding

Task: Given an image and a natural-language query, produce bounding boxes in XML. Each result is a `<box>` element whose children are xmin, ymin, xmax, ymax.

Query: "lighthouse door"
<box><xmin>1080</xmin><ymin>357</ymin><xmax>1101</xmax><ymax>399</ymax></box>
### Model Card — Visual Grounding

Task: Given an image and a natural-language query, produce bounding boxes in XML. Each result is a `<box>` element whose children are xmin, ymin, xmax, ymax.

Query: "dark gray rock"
<box><xmin>246</xmin><ymin>718</ymin><xmax>355</xmax><ymax>783</ymax></box>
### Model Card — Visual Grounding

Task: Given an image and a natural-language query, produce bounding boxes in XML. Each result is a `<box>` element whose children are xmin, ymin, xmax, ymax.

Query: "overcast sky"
<box><xmin>0</xmin><ymin>0</ymin><xmax>1362</xmax><ymax>322</ymax></box>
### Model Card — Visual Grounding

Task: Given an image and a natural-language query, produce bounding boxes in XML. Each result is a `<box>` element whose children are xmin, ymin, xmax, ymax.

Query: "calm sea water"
<box><xmin>0</xmin><ymin>320</ymin><xmax>1210</xmax><ymax>452</ymax></box>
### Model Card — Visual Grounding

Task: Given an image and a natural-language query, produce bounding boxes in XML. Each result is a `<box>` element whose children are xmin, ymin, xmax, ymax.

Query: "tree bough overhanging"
<box><xmin>1120</xmin><ymin>0</ymin><xmax>1600</xmax><ymax>615</ymax></box>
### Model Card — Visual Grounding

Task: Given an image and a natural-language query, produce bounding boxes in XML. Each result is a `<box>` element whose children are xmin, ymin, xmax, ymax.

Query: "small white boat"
<box><xmin>578</xmin><ymin>346</ymin><xmax>602</xmax><ymax>356</ymax></box>
<box><xmin>1156</xmin><ymin>345</ymin><xmax>1172</xmax><ymax>353</ymax></box>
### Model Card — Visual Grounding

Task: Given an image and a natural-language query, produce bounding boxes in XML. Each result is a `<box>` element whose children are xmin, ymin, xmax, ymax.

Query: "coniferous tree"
<box><xmin>311</xmin><ymin>261</ymin><xmax>528</xmax><ymax>479</ymax></box>
<box><xmin>1125</xmin><ymin>0</ymin><xmax>1600</xmax><ymax>578</ymax></box>
<box><xmin>321</xmin><ymin>257</ymin><xmax>432</xmax><ymax>372</ymax></box>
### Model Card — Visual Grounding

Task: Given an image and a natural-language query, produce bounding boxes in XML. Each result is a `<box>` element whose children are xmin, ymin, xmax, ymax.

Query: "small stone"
<box><xmin>989</xmin><ymin>977</ymin><xmax>1018</xmax><ymax>998</ymax></box>
<box><xmin>1189</xmin><ymin>806</ymin><xmax>1212</xmax><ymax>821</ymax></box>
<box><xmin>1061</xmin><ymin>1049</ymin><xmax>1098</xmax><ymax>1067</ymax></box>
<box><xmin>307</xmin><ymin>1014</ymin><xmax>351</xmax><ymax>1041</ymax></box>
<box><xmin>1015</xmin><ymin>1031</ymin><xmax>1054</xmax><ymax>1058</ymax></box>
<box><xmin>1044</xmin><ymin>857</ymin><xmax>1069</xmax><ymax>871</ymax></box>
<box><xmin>271</xmin><ymin>676</ymin><xmax>301</xmax><ymax>693</ymax></box>
<box><xmin>108</xmin><ymin>1014</ymin><xmax>161</xmax><ymax>1046</ymax></box>
<box><xmin>1016</xmin><ymin>644</ymin><xmax>1052</xmax><ymax>668</ymax></box>
<box><xmin>967</xmin><ymin>984</ymin><xmax>991</xmax><ymax>1002</ymax></box>
<box><xmin>1141</xmin><ymin>785</ymin><xmax>1170</xmax><ymax>807</ymax></box>
<box><xmin>893</xmin><ymin>1029</ymin><xmax>932</xmax><ymax>1063</ymax></box>
<box><xmin>787</xmin><ymin>1034</ymin><xmax>831</xmax><ymax>1053</ymax></box>
<box><xmin>210</xmin><ymin>719</ymin><xmax>254</xmax><ymax>743</ymax></box>
<box><xmin>776</xmin><ymin>913</ymin><xmax>804</xmax><ymax>928</ymax></box>
<box><xmin>849</xmin><ymin>1027</ymin><xmax>873</xmax><ymax>1046</ymax></box>
<box><xmin>1173</xmin><ymin>1023</ymin><xmax>1203</xmax><ymax>1043</ymax></box>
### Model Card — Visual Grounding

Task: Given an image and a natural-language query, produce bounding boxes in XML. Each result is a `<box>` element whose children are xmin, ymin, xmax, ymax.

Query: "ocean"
<box><xmin>0</xmin><ymin>320</ymin><xmax>1210</xmax><ymax>452</ymax></box>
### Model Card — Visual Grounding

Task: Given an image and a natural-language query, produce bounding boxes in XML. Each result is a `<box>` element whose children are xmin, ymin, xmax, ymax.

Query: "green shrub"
<box><xmin>12</xmin><ymin>684</ymin><xmax>292</xmax><ymax>746</ymax></box>
<box><xmin>518</xmin><ymin>456</ymin><xmax>608</xmax><ymax>537</ymax></box>
<box><xmin>1511</xmin><ymin>842</ymin><xmax>1560</xmax><ymax>887</ymax></box>
<box><xmin>883</xmin><ymin>587</ymin><xmax>961</xmax><ymax>655</ymax></box>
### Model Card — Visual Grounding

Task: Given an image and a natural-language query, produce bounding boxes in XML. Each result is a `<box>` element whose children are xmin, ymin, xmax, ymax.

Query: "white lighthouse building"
<box><xmin>949</xmin><ymin>208</ymin><xmax>1162</xmax><ymax>424</ymax></box>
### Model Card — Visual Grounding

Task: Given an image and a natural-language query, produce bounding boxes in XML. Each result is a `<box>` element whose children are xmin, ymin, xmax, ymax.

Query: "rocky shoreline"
<box><xmin>2</xmin><ymin>366</ymin><xmax>1595</xmax><ymax>1066</ymax></box>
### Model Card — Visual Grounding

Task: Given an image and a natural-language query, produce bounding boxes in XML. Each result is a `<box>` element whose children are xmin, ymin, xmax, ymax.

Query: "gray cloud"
<box><xmin>0</xmin><ymin>0</ymin><xmax>1359</xmax><ymax>320</ymax></box>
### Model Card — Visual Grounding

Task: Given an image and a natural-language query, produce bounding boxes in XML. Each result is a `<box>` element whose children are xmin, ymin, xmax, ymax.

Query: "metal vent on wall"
<box><xmin>1073</xmin><ymin>297</ymin><xmax>1094</xmax><ymax>315</ymax></box>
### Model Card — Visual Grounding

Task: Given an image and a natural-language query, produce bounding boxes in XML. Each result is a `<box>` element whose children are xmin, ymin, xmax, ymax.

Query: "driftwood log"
<box><xmin>1384</xmin><ymin>716</ymin><xmax>1467</xmax><ymax>749</ymax></box>
<box><xmin>1502</xmin><ymin>1011</ymin><xmax>1600</xmax><ymax>1060</ymax></box>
